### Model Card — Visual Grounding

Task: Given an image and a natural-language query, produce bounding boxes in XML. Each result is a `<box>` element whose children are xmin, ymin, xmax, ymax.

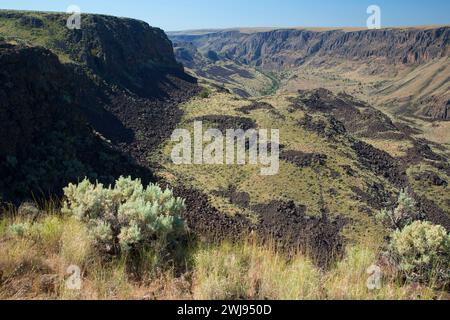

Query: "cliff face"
<box><xmin>62</xmin><ymin>14</ymin><xmax>185</xmax><ymax>96</ymax></box>
<box><xmin>0</xmin><ymin>11</ymin><xmax>189</xmax><ymax>97</ymax></box>
<box><xmin>65</xmin><ymin>15</ymin><xmax>178</xmax><ymax>69</ymax></box>
<box><xmin>0</xmin><ymin>11</ymin><xmax>199</xmax><ymax>203</ymax></box>
<box><xmin>170</xmin><ymin>27</ymin><xmax>450</xmax><ymax>70</ymax></box>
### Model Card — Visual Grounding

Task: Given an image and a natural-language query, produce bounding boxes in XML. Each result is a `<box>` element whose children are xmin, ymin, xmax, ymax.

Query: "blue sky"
<box><xmin>1</xmin><ymin>0</ymin><xmax>449</xmax><ymax>31</ymax></box>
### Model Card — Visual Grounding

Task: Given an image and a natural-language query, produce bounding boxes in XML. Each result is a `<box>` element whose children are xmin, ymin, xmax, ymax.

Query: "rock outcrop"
<box><xmin>0</xmin><ymin>11</ymin><xmax>190</xmax><ymax>98</ymax></box>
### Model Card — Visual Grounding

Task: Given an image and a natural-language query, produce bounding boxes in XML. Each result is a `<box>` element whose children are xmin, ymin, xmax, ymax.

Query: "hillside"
<box><xmin>154</xmin><ymin>86</ymin><xmax>450</xmax><ymax>240</ymax></box>
<box><xmin>0</xmin><ymin>42</ymin><xmax>157</xmax><ymax>204</ymax></box>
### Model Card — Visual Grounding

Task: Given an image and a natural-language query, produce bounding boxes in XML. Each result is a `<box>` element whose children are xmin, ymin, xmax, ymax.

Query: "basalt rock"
<box><xmin>281</xmin><ymin>150</ymin><xmax>327</xmax><ymax>168</ymax></box>
<box><xmin>170</xmin><ymin>27</ymin><xmax>450</xmax><ymax>70</ymax></box>
<box><xmin>352</xmin><ymin>140</ymin><xmax>407</xmax><ymax>187</ymax></box>
<box><xmin>414</xmin><ymin>171</ymin><xmax>448</xmax><ymax>187</ymax></box>
<box><xmin>193</xmin><ymin>115</ymin><xmax>257</xmax><ymax>131</ymax></box>
<box><xmin>0</xmin><ymin>43</ymin><xmax>154</xmax><ymax>204</ymax></box>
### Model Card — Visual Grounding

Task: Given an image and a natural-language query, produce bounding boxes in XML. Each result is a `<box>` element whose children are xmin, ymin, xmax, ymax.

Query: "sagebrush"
<box><xmin>389</xmin><ymin>221</ymin><xmax>450</xmax><ymax>287</ymax></box>
<box><xmin>62</xmin><ymin>177</ymin><xmax>186</xmax><ymax>255</ymax></box>
<box><xmin>376</xmin><ymin>189</ymin><xmax>423</xmax><ymax>229</ymax></box>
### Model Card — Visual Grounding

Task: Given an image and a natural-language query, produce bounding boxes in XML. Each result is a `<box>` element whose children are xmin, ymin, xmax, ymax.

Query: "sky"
<box><xmin>1</xmin><ymin>0</ymin><xmax>449</xmax><ymax>31</ymax></box>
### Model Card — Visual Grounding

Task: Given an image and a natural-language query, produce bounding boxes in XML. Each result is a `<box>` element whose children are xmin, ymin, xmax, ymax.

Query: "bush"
<box><xmin>8</xmin><ymin>222</ymin><xmax>31</xmax><ymax>238</ymax></box>
<box><xmin>29</xmin><ymin>216</ymin><xmax>65</xmax><ymax>251</ymax></box>
<box><xmin>376</xmin><ymin>189</ymin><xmax>423</xmax><ymax>229</ymax></box>
<box><xmin>198</xmin><ymin>88</ymin><xmax>211</xmax><ymax>99</ymax></box>
<box><xmin>62</xmin><ymin>177</ymin><xmax>186</xmax><ymax>255</ymax></box>
<box><xmin>390</xmin><ymin>221</ymin><xmax>450</xmax><ymax>286</ymax></box>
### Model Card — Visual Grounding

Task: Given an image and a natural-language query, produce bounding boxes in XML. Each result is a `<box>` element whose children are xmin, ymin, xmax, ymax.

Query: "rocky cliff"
<box><xmin>170</xmin><ymin>27</ymin><xmax>450</xmax><ymax>70</ymax></box>
<box><xmin>0</xmin><ymin>11</ymin><xmax>190</xmax><ymax>97</ymax></box>
<box><xmin>0</xmin><ymin>11</ymin><xmax>199</xmax><ymax>203</ymax></box>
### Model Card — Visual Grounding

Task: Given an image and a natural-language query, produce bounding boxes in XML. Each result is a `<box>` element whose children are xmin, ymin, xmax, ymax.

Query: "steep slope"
<box><xmin>0</xmin><ymin>42</ymin><xmax>152</xmax><ymax>203</ymax></box>
<box><xmin>0</xmin><ymin>11</ymin><xmax>199</xmax><ymax>204</ymax></box>
<box><xmin>0</xmin><ymin>10</ymin><xmax>193</xmax><ymax>98</ymax></box>
<box><xmin>172</xmin><ymin>40</ymin><xmax>276</xmax><ymax>97</ymax></box>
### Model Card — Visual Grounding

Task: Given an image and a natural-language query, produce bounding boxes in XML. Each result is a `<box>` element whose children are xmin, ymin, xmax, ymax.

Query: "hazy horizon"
<box><xmin>1</xmin><ymin>0</ymin><xmax>449</xmax><ymax>32</ymax></box>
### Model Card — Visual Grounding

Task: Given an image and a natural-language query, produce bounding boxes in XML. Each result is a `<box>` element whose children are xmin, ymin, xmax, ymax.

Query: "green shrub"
<box><xmin>390</xmin><ymin>221</ymin><xmax>450</xmax><ymax>286</ymax></box>
<box><xmin>198</xmin><ymin>88</ymin><xmax>211</xmax><ymax>99</ymax></box>
<box><xmin>0</xmin><ymin>218</ymin><xmax>8</xmax><ymax>237</ymax></box>
<box><xmin>376</xmin><ymin>189</ymin><xmax>423</xmax><ymax>229</ymax></box>
<box><xmin>62</xmin><ymin>177</ymin><xmax>186</xmax><ymax>255</ymax></box>
<box><xmin>8</xmin><ymin>222</ymin><xmax>31</xmax><ymax>238</ymax></box>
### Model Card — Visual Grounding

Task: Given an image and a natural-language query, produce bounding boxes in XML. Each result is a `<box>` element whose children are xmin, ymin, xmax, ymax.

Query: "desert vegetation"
<box><xmin>0</xmin><ymin>178</ymin><xmax>448</xmax><ymax>300</ymax></box>
<box><xmin>0</xmin><ymin>10</ymin><xmax>449</xmax><ymax>301</ymax></box>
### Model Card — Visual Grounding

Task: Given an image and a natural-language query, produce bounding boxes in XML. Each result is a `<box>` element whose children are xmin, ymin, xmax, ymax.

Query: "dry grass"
<box><xmin>191</xmin><ymin>242</ymin><xmax>445</xmax><ymax>300</ymax></box>
<box><xmin>324</xmin><ymin>246</ymin><xmax>439</xmax><ymax>300</ymax></box>
<box><xmin>361</xmin><ymin>138</ymin><xmax>413</xmax><ymax>158</ymax></box>
<box><xmin>60</xmin><ymin>218</ymin><xmax>93</xmax><ymax>268</ymax></box>
<box><xmin>0</xmin><ymin>210</ymin><xmax>447</xmax><ymax>300</ymax></box>
<box><xmin>192</xmin><ymin>241</ymin><xmax>322</xmax><ymax>300</ymax></box>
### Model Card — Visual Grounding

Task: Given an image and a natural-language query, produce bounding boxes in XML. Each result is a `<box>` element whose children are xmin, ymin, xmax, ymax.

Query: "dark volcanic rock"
<box><xmin>414</xmin><ymin>171</ymin><xmax>448</xmax><ymax>187</ymax></box>
<box><xmin>351</xmin><ymin>183</ymin><xmax>394</xmax><ymax>211</ymax></box>
<box><xmin>170</xmin><ymin>185</ymin><xmax>251</xmax><ymax>242</ymax></box>
<box><xmin>342</xmin><ymin>165</ymin><xmax>356</xmax><ymax>177</ymax></box>
<box><xmin>213</xmin><ymin>186</ymin><xmax>251</xmax><ymax>208</ymax></box>
<box><xmin>232</xmin><ymin>88</ymin><xmax>251</xmax><ymax>98</ymax></box>
<box><xmin>352</xmin><ymin>141</ymin><xmax>406</xmax><ymax>186</ymax></box>
<box><xmin>193</xmin><ymin>115</ymin><xmax>257</xmax><ymax>131</ymax></box>
<box><xmin>293</xmin><ymin>89</ymin><xmax>399</xmax><ymax>138</ymax></box>
<box><xmin>281</xmin><ymin>150</ymin><xmax>327</xmax><ymax>168</ymax></box>
<box><xmin>413</xmin><ymin>193</ymin><xmax>450</xmax><ymax>232</ymax></box>
<box><xmin>0</xmin><ymin>43</ymin><xmax>154</xmax><ymax>204</ymax></box>
<box><xmin>237</xmin><ymin>101</ymin><xmax>284</xmax><ymax>119</ymax></box>
<box><xmin>253</xmin><ymin>200</ymin><xmax>347</xmax><ymax>267</ymax></box>
<box><xmin>237</xmin><ymin>101</ymin><xmax>275</xmax><ymax>114</ymax></box>
<box><xmin>17</xmin><ymin>15</ymin><xmax>44</xmax><ymax>28</ymax></box>
<box><xmin>412</xmin><ymin>140</ymin><xmax>446</xmax><ymax>162</ymax></box>
<box><xmin>297</xmin><ymin>114</ymin><xmax>347</xmax><ymax>139</ymax></box>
